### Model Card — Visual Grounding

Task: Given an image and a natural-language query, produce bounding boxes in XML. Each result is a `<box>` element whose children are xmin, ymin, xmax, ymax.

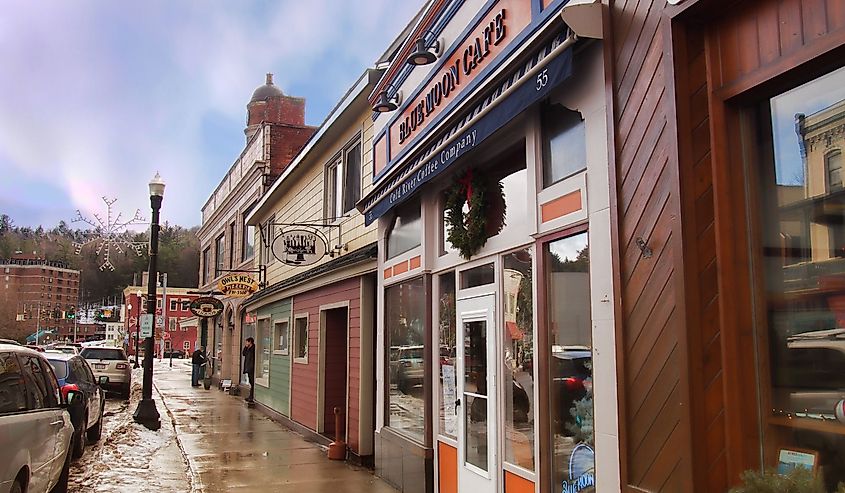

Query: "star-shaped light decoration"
<box><xmin>72</xmin><ymin>197</ymin><xmax>147</xmax><ymax>271</ymax></box>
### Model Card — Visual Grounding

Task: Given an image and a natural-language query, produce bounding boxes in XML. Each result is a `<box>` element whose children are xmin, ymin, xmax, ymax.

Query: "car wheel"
<box><xmin>50</xmin><ymin>448</ymin><xmax>71</xmax><ymax>493</ymax></box>
<box><xmin>121</xmin><ymin>382</ymin><xmax>131</xmax><ymax>400</ymax></box>
<box><xmin>87</xmin><ymin>402</ymin><xmax>104</xmax><ymax>442</ymax></box>
<box><xmin>72</xmin><ymin>416</ymin><xmax>87</xmax><ymax>459</ymax></box>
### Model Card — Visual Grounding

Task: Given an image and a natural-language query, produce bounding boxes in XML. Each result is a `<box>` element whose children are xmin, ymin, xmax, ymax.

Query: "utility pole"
<box><xmin>160</xmin><ymin>272</ymin><xmax>167</xmax><ymax>362</ymax></box>
<box><xmin>35</xmin><ymin>302</ymin><xmax>41</xmax><ymax>345</ymax></box>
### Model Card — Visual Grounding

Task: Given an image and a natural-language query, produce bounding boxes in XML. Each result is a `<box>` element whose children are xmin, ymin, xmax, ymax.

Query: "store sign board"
<box><xmin>140</xmin><ymin>314</ymin><xmax>153</xmax><ymax>338</ymax></box>
<box><xmin>189</xmin><ymin>297</ymin><xmax>224</xmax><ymax>318</ymax></box>
<box><xmin>218</xmin><ymin>274</ymin><xmax>259</xmax><ymax>298</ymax></box>
<box><xmin>365</xmin><ymin>47</ymin><xmax>573</xmax><ymax>225</ymax></box>
<box><xmin>387</xmin><ymin>0</ymin><xmax>532</xmax><ymax>161</ymax></box>
<box><xmin>272</xmin><ymin>229</ymin><xmax>327</xmax><ymax>266</ymax></box>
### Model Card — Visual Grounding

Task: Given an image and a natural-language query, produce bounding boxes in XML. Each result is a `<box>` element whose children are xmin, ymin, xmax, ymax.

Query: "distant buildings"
<box><xmin>1</xmin><ymin>254</ymin><xmax>80</xmax><ymax>342</ymax></box>
<box><xmin>123</xmin><ymin>285</ymin><xmax>201</xmax><ymax>357</ymax></box>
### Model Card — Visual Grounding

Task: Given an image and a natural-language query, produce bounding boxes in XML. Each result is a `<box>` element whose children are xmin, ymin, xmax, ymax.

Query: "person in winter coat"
<box><xmin>191</xmin><ymin>347</ymin><xmax>207</xmax><ymax>387</ymax></box>
<box><xmin>242</xmin><ymin>337</ymin><xmax>255</xmax><ymax>402</ymax></box>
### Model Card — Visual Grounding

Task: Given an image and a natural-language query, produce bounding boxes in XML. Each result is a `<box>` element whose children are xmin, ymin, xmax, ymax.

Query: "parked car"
<box><xmin>775</xmin><ymin>328</ymin><xmax>845</xmax><ymax>416</ymax></box>
<box><xmin>45</xmin><ymin>354</ymin><xmax>106</xmax><ymax>459</ymax></box>
<box><xmin>0</xmin><ymin>339</ymin><xmax>21</xmax><ymax>346</ymax></box>
<box><xmin>0</xmin><ymin>343</ymin><xmax>76</xmax><ymax>493</ymax></box>
<box><xmin>49</xmin><ymin>347</ymin><xmax>79</xmax><ymax>356</ymax></box>
<box><xmin>551</xmin><ymin>346</ymin><xmax>592</xmax><ymax>435</ymax></box>
<box><xmin>80</xmin><ymin>347</ymin><xmax>131</xmax><ymax>399</ymax></box>
<box><xmin>390</xmin><ymin>345</ymin><xmax>425</xmax><ymax>393</ymax></box>
<box><xmin>163</xmin><ymin>349</ymin><xmax>185</xmax><ymax>359</ymax></box>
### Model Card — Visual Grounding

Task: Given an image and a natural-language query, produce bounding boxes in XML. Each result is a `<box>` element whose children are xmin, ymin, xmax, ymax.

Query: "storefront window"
<box><xmin>438</xmin><ymin>272</ymin><xmax>457</xmax><ymax>439</ymax></box>
<box><xmin>756</xmin><ymin>65</ymin><xmax>845</xmax><ymax>489</ymax></box>
<box><xmin>241</xmin><ymin>311</ymin><xmax>256</xmax><ymax>386</ymax></box>
<box><xmin>546</xmin><ymin>232</ymin><xmax>594</xmax><ymax>492</ymax></box>
<box><xmin>503</xmin><ymin>248</ymin><xmax>535</xmax><ymax>471</ymax></box>
<box><xmin>256</xmin><ymin>317</ymin><xmax>271</xmax><ymax>386</ymax></box>
<box><xmin>542</xmin><ymin>104</ymin><xmax>586</xmax><ymax>187</ymax></box>
<box><xmin>386</xmin><ymin>277</ymin><xmax>427</xmax><ymax>442</ymax></box>
<box><xmin>387</xmin><ymin>199</ymin><xmax>422</xmax><ymax>259</ymax></box>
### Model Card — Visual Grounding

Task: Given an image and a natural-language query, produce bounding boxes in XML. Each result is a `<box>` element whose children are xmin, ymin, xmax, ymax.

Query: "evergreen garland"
<box><xmin>445</xmin><ymin>170</ymin><xmax>506</xmax><ymax>259</ymax></box>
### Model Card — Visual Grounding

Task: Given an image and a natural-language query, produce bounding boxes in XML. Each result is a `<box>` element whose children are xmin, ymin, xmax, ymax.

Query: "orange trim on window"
<box><xmin>540</xmin><ymin>189</ymin><xmax>582</xmax><ymax>223</ymax></box>
<box><xmin>409</xmin><ymin>255</ymin><xmax>421</xmax><ymax>270</ymax></box>
<box><xmin>383</xmin><ymin>267</ymin><xmax>393</xmax><ymax>279</ymax></box>
<box><xmin>393</xmin><ymin>260</ymin><xmax>409</xmax><ymax>276</ymax></box>
<box><xmin>438</xmin><ymin>442</ymin><xmax>457</xmax><ymax>493</ymax></box>
<box><xmin>504</xmin><ymin>470</ymin><xmax>535</xmax><ymax>493</ymax></box>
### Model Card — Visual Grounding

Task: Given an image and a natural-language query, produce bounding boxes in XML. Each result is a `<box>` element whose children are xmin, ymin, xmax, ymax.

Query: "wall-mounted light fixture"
<box><xmin>373</xmin><ymin>84</ymin><xmax>402</xmax><ymax>113</ymax></box>
<box><xmin>406</xmin><ymin>33</ymin><xmax>443</xmax><ymax>66</ymax></box>
<box><xmin>559</xmin><ymin>0</ymin><xmax>603</xmax><ymax>39</ymax></box>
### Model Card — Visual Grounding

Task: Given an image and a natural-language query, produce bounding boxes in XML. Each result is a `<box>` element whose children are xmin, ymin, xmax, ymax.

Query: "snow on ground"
<box><xmin>69</xmin><ymin>368</ymin><xmax>192</xmax><ymax>493</ymax></box>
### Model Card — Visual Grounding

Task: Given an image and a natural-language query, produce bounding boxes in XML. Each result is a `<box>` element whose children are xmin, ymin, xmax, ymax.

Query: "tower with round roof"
<box><xmin>245</xmin><ymin>73</ymin><xmax>307</xmax><ymax>142</ymax></box>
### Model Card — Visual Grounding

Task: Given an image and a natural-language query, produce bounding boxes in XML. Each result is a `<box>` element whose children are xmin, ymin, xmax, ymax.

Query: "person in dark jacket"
<box><xmin>191</xmin><ymin>346</ymin><xmax>207</xmax><ymax>387</ymax></box>
<box><xmin>242</xmin><ymin>337</ymin><xmax>255</xmax><ymax>402</ymax></box>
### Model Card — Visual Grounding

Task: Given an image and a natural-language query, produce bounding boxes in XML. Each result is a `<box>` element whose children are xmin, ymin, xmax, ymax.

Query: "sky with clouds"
<box><xmin>0</xmin><ymin>0</ymin><xmax>425</xmax><ymax>228</ymax></box>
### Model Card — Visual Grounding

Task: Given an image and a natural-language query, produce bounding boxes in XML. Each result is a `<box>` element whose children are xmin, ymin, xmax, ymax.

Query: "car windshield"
<box><xmin>402</xmin><ymin>348</ymin><xmax>423</xmax><ymax>359</ymax></box>
<box><xmin>81</xmin><ymin>348</ymin><xmax>125</xmax><ymax>360</ymax></box>
<box><xmin>58</xmin><ymin>347</ymin><xmax>76</xmax><ymax>354</ymax></box>
<box><xmin>48</xmin><ymin>360</ymin><xmax>69</xmax><ymax>380</ymax></box>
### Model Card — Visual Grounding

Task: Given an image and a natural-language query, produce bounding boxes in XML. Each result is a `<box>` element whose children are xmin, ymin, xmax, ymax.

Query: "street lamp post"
<box><xmin>133</xmin><ymin>172</ymin><xmax>165</xmax><ymax>431</ymax></box>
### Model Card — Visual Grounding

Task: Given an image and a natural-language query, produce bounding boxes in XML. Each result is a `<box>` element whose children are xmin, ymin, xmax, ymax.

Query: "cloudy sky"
<box><xmin>0</xmin><ymin>0</ymin><xmax>424</xmax><ymax>228</ymax></box>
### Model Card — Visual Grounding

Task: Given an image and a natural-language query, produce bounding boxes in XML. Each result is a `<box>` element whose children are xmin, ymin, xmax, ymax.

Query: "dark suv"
<box><xmin>46</xmin><ymin>354</ymin><xmax>107</xmax><ymax>459</ymax></box>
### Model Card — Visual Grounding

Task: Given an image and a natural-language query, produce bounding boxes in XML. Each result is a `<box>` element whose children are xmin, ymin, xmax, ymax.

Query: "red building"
<box><xmin>1</xmin><ymin>255</ymin><xmax>80</xmax><ymax>342</ymax></box>
<box><xmin>123</xmin><ymin>285</ymin><xmax>201</xmax><ymax>357</ymax></box>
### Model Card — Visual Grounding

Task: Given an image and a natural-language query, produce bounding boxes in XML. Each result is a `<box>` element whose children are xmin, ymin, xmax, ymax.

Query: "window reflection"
<box><xmin>760</xmin><ymin>65</ymin><xmax>845</xmax><ymax>490</ymax></box>
<box><xmin>503</xmin><ymin>248</ymin><xmax>535</xmax><ymax>471</ymax></box>
<box><xmin>386</xmin><ymin>277</ymin><xmax>426</xmax><ymax>442</ymax></box>
<box><xmin>546</xmin><ymin>232</ymin><xmax>594</xmax><ymax>492</ymax></box>
<box><xmin>438</xmin><ymin>273</ymin><xmax>457</xmax><ymax>439</ymax></box>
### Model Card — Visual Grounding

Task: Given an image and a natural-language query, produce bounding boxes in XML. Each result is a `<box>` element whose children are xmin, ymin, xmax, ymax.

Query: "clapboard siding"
<box><xmin>254</xmin><ymin>298</ymin><xmax>292</xmax><ymax>416</ymax></box>
<box><xmin>261</xmin><ymin>109</ymin><xmax>378</xmax><ymax>283</ymax></box>
<box><xmin>608</xmin><ymin>0</ymin><xmax>693</xmax><ymax>491</ymax></box>
<box><xmin>291</xmin><ymin>278</ymin><xmax>363</xmax><ymax>452</ymax></box>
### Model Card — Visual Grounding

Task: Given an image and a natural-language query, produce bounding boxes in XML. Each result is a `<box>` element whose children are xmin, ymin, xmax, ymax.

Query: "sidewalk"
<box><xmin>154</xmin><ymin>361</ymin><xmax>396</xmax><ymax>492</ymax></box>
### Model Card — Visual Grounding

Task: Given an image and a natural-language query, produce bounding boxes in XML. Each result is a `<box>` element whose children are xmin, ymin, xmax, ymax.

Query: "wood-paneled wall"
<box><xmin>608</xmin><ymin>0</ymin><xmax>845</xmax><ymax>491</ymax></box>
<box><xmin>607</xmin><ymin>0</ymin><xmax>694</xmax><ymax>490</ymax></box>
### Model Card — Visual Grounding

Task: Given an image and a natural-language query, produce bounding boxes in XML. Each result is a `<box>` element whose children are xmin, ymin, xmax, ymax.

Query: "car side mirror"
<box><xmin>64</xmin><ymin>389</ymin><xmax>83</xmax><ymax>408</ymax></box>
<box><xmin>98</xmin><ymin>376</ymin><xmax>110</xmax><ymax>386</ymax></box>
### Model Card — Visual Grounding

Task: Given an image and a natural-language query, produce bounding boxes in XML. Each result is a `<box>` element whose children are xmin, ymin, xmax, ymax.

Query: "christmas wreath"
<box><xmin>445</xmin><ymin>169</ymin><xmax>506</xmax><ymax>259</ymax></box>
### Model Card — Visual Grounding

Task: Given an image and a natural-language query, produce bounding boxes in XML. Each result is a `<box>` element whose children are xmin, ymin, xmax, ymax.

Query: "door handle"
<box><xmin>454</xmin><ymin>398</ymin><xmax>461</xmax><ymax>415</ymax></box>
<box><xmin>50</xmin><ymin>420</ymin><xmax>64</xmax><ymax>426</ymax></box>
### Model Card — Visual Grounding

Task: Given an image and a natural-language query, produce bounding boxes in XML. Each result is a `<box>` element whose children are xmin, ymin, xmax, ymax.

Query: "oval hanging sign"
<box><xmin>272</xmin><ymin>229</ymin><xmax>327</xmax><ymax>266</ymax></box>
<box><xmin>217</xmin><ymin>274</ymin><xmax>259</xmax><ymax>298</ymax></box>
<box><xmin>189</xmin><ymin>297</ymin><xmax>224</xmax><ymax>318</ymax></box>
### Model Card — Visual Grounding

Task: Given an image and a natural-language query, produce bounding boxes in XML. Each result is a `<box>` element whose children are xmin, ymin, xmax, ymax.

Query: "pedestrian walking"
<box><xmin>191</xmin><ymin>346</ymin><xmax>207</xmax><ymax>387</ymax></box>
<box><xmin>242</xmin><ymin>337</ymin><xmax>255</xmax><ymax>402</ymax></box>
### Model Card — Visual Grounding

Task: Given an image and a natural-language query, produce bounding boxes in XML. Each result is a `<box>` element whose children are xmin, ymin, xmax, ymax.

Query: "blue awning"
<box><xmin>362</xmin><ymin>31</ymin><xmax>575</xmax><ymax>226</ymax></box>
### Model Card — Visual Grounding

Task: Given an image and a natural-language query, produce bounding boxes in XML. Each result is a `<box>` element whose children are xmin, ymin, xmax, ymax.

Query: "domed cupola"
<box><xmin>250</xmin><ymin>73</ymin><xmax>284</xmax><ymax>102</ymax></box>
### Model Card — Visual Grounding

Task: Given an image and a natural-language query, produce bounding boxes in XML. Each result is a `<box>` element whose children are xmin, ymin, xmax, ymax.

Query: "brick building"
<box><xmin>198</xmin><ymin>73</ymin><xmax>315</xmax><ymax>387</ymax></box>
<box><xmin>1</xmin><ymin>255</ymin><xmax>80</xmax><ymax>342</ymax></box>
<box><xmin>123</xmin><ymin>286</ymin><xmax>201</xmax><ymax>358</ymax></box>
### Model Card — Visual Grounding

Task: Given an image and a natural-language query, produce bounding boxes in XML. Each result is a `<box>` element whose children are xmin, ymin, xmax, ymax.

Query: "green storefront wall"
<box><xmin>253</xmin><ymin>297</ymin><xmax>291</xmax><ymax>416</ymax></box>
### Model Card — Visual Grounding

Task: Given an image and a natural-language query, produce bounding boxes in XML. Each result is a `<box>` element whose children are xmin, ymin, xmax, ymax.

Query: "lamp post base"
<box><xmin>132</xmin><ymin>398</ymin><xmax>161</xmax><ymax>431</ymax></box>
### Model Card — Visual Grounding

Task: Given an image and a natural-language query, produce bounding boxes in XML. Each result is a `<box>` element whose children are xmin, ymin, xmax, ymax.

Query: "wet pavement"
<box><xmin>155</xmin><ymin>360</ymin><xmax>397</xmax><ymax>493</ymax></box>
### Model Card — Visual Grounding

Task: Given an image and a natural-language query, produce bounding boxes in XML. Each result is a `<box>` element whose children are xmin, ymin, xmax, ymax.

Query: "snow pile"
<box><xmin>68</xmin><ymin>369</ymin><xmax>191</xmax><ymax>492</ymax></box>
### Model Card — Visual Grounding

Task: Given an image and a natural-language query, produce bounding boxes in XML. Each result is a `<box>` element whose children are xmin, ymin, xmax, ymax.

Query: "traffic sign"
<box><xmin>140</xmin><ymin>314</ymin><xmax>153</xmax><ymax>338</ymax></box>
<box><xmin>156</xmin><ymin>315</ymin><xmax>164</xmax><ymax>329</ymax></box>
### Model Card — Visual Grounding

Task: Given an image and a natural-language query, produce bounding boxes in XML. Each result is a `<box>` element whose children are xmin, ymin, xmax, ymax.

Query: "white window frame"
<box><xmin>169</xmin><ymin>299</ymin><xmax>178</xmax><ymax>311</ymax></box>
<box><xmin>255</xmin><ymin>315</ymin><xmax>271</xmax><ymax>387</ymax></box>
<box><xmin>293</xmin><ymin>313</ymin><xmax>309</xmax><ymax>364</ymax></box>
<box><xmin>273</xmin><ymin>318</ymin><xmax>290</xmax><ymax>355</ymax></box>
<box><xmin>324</xmin><ymin>136</ymin><xmax>362</xmax><ymax>221</ymax></box>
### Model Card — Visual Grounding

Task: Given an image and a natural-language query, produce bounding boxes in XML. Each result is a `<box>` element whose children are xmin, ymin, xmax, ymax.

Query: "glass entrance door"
<box><xmin>456</xmin><ymin>294</ymin><xmax>497</xmax><ymax>492</ymax></box>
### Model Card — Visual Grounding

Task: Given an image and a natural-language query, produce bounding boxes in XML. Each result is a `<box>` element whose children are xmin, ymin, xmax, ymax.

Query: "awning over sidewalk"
<box><xmin>360</xmin><ymin>31</ymin><xmax>575</xmax><ymax>226</ymax></box>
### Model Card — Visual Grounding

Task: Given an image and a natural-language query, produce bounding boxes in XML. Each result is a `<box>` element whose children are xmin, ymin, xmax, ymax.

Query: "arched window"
<box><xmin>826</xmin><ymin>150</ymin><xmax>843</xmax><ymax>191</ymax></box>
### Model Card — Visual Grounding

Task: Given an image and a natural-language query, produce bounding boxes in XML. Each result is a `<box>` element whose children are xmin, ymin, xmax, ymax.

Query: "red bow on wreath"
<box><xmin>458</xmin><ymin>169</ymin><xmax>474</xmax><ymax>203</ymax></box>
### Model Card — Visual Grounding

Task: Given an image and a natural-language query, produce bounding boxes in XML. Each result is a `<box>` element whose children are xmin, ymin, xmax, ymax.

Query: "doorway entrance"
<box><xmin>321</xmin><ymin>306</ymin><xmax>348</xmax><ymax>439</ymax></box>
<box><xmin>456</xmin><ymin>293</ymin><xmax>497</xmax><ymax>492</ymax></box>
